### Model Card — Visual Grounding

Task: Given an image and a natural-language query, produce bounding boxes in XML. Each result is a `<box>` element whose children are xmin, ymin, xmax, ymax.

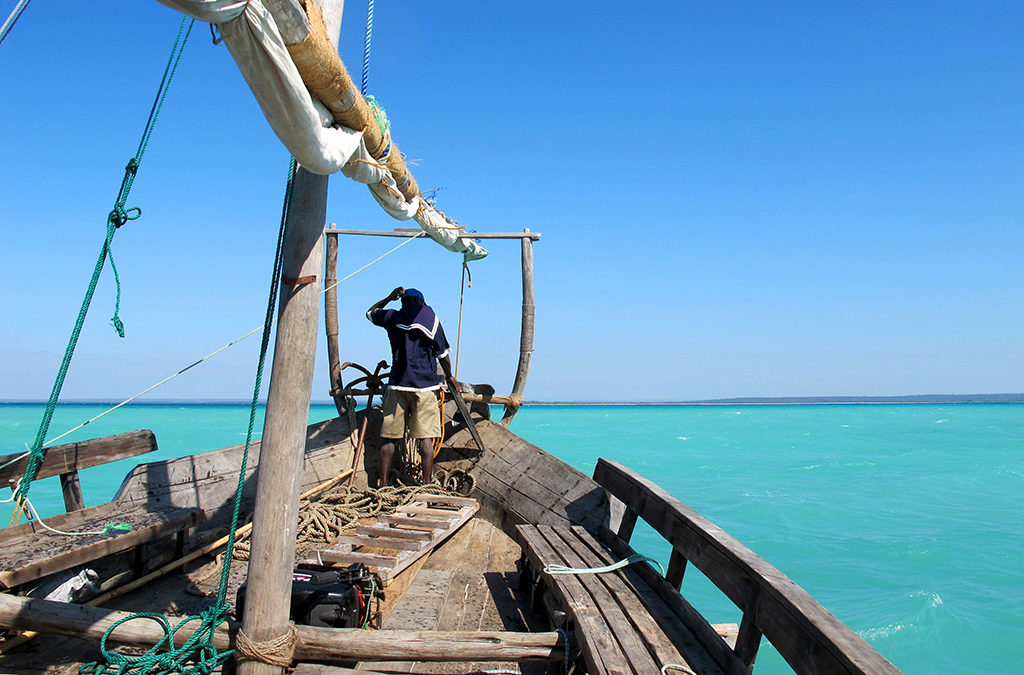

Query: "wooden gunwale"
<box><xmin>593</xmin><ymin>458</ymin><xmax>902</xmax><ymax>674</ymax></box>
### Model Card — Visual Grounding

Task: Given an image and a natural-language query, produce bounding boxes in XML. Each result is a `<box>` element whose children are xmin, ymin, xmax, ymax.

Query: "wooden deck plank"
<box><xmin>356</xmin><ymin>525</ymin><xmax>433</xmax><ymax>541</ymax></box>
<box><xmin>317</xmin><ymin>550</ymin><xmax>399</xmax><ymax>568</ymax></box>
<box><xmin>538</xmin><ymin>525</ymin><xmax>661</xmax><ymax>675</ymax></box>
<box><xmin>0</xmin><ymin>430</ymin><xmax>157</xmax><ymax>487</ymax></box>
<box><xmin>383</xmin><ymin>515</ymin><xmax>452</xmax><ymax>529</ymax></box>
<box><xmin>517</xmin><ymin>525</ymin><xmax>619</xmax><ymax>675</ymax></box>
<box><xmin>0</xmin><ymin>506</ymin><xmax>205</xmax><ymax>590</ymax></box>
<box><xmin>544</xmin><ymin>528</ymin><xmax>688</xmax><ymax>675</ymax></box>
<box><xmin>595</xmin><ymin>527</ymin><xmax>748</xmax><ymax>675</ymax></box>
<box><xmin>410</xmin><ymin>493</ymin><xmax>478</xmax><ymax>507</ymax></box>
<box><xmin>396</xmin><ymin>505</ymin><xmax>462</xmax><ymax>519</ymax></box>
<box><xmin>336</xmin><ymin>534</ymin><xmax>424</xmax><ymax>551</ymax></box>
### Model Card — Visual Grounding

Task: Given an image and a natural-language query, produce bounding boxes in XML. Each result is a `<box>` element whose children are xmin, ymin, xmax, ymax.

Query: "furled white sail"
<box><xmin>156</xmin><ymin>0</ymin><xmax>487</xmax><ymax>261</ymax></box>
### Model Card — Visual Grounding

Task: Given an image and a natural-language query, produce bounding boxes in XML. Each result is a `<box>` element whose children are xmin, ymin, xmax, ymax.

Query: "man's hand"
<box><xmin>388</xmin><ymin>286</ymin><xmax>405</xmax><ymax>302</ymax></box>
<box><xmin>447</xmin><ymin>375</ymin><xmax>462</xmax><ymax>393</ymax></box>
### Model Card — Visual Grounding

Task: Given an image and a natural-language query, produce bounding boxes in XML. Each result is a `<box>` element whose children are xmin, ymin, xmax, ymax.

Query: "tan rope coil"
<box><xmin>297</xmin><ymin>482</ymin><xmax>453</xmax><ymax>545</ymax></box>
<box><xmin>234</xmin><ymin>621</ymin><xmax>298</xmax><ymax>667</ymax></box>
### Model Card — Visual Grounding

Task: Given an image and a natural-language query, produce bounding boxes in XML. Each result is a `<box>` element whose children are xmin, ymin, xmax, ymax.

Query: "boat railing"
<box><xmin>592</xmin><ymin>458</ymin><xmax>901</xmax><ymax>674</ymax></box>
<box><xmin>0</xmin><ymin>430</ymin><xmax>157</xmax><ymax>513</ymax></box>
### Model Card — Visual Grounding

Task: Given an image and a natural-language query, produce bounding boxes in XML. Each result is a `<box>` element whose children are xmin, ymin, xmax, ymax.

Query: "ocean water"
<box><xmin>2</xmin><ymin>402</ymin><xmax>1022</xmax><ymax>674</ymax></box>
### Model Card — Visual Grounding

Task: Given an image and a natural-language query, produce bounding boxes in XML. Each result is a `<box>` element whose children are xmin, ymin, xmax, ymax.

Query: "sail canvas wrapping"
<box><xmin>157</xmin><ymin>0</ymin><xmax>487</xmax><ymax>261</ymax></box>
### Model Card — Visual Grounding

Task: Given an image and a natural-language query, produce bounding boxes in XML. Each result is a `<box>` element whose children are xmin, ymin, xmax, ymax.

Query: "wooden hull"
<box><xmin>0</xmin><ymin>407</ymin><xmax>900</xmax><ymax>674</ymax></box>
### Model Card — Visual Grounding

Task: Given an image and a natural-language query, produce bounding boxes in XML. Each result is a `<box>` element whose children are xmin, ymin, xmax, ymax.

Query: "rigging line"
<box><xmin>321</xmin><ymin>229</ymin><xmax>426</xmax><ymax>296</ymax></box>
<box><xmin>15</xmin><ymin>496</ymin><xmax>130</xmax><ymax>537</ymax></box>
<box><xmin>455</xmin><ymin>261</ymin><xmax>471</xmax><ymax>378</ymax></box>
<box><xmin>360</xmin><ymin>0</ymin><xmax>375</xmax><ymax>95</ymax></box>
<box><xmin>0</xmin><ymin>0</ymin><xmax>30</xmax><ymax>47</ymax></box>
<box><xmin>10</xmin><ymin>230</ymin><xmax>426</xmax><ymax>473</ymax></box>
<box><xmin>11</xmin><ymin>17</ymin><xmax>194</xmax><ymax>522</ymax></box>
<box><xmin>39</xmin><ymin>326</ymin><xmax>264</xmax><ymax>451</ymax></box>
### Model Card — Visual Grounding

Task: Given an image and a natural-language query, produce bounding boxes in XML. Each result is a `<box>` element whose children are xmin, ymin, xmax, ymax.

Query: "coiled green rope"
<box><xmin>80</xmin><ymin>159</ymin><xmax>298</xmax><ymax>674</ymax></box>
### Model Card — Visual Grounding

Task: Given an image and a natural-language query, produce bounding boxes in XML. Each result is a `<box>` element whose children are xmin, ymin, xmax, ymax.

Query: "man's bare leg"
<box><xmin>418</xmin><ymin>437</ymin><xmax>434</xmax><ymax>485</ymax></box>
<box><xmin>379</xmin><ymin>440</ymin><xmax>396</xmax><ymax>488</ymax></box>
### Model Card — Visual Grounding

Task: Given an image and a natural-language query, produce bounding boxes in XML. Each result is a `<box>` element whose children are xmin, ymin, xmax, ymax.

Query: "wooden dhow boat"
<box><xmin>0</xmin><ymin>1</ymin><xmax>902</xmax><ymax>673</ymax></box>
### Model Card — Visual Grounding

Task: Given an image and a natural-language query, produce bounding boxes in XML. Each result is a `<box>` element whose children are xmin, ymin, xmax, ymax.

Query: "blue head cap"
<box><xmin>403</xmin><ymin>288</ymin><xmax>425</xmax><ymax>302</ymax></box>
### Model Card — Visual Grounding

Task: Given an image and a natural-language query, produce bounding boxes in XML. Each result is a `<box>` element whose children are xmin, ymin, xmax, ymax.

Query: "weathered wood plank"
<box><xmin>356</xmin><ymin>525</ymin><xmax>433</xmax><ymax>541</ymax></box>
<box><xmin>317</xmin><ymin>550</ymin><xmax>399</xmax><ymax>568</ymax></box>
<box><xmin>593</xmin><ymin>459</ymin><xmax>901</xmax><ymax>675</ymax></box>
<box><xmin>396</xmin><ymin>505</ymin><xmax>461</xmax><ymax>519</ymax></box>
<box><xmin>666</xmin><ymin>547</ymin><xmax>687</xmax><ymax>590</ymax></box>
<box><xmin>0</xmin><ymin>506</ymin><xmax>205</xmax><ymax>589</ymax></box>
<box><xmin>596</xmin><ymin>527</ymin><xmax>748</xmax><ymax>675</ymax></box>
<box><xmin>411</xmin><ymin>493</ymin><xmax>479</xmax><ymax>507</ymax></box>
<box><xmin>324</xmin><ymin>228</ymin><xmax>542</xmax><ymax>241</ymax></box>
<box><xmin>0</xmin><ymin>429</ymin><xmax>157</xmax><ymax>486</ymax></box>
<box><xmin>539</xmin><ymin>525</ymin><xmax>661</xmax><ymax>674</ymax></box>
<box><xmin>336</xmin><ymin>534</ymin><xmax>423</xmax><ymax>551</ymax></box>
<box><xmin>550</xmin><ymin>527</ymin><xmax>708</xmax><ymax>675</ymax></box>
<box><xmin>382</xmin><ymin>515</ymin><xmax>451</xmax><ymax>529</ymax></box>
<box><xmin>516</xmin><ymin>525</ymin><xmax>620</xmax><ymax>675</ymax></box>
<box><xmin>0</xmin><ymin>592</ymin><xmax>568</xmax><ymax>662</ymax></box>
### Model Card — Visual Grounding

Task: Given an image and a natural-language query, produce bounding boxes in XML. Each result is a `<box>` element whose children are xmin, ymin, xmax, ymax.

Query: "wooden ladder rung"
<box><xmin>336</xmin><ymin>533</ymin><xmax>424</xmax><ymax>551</ymax></box>
<box><xmin>318</xmin><ymin>550</ymin><xmax>399</xmax><ymax>569</ymax></box>
<box><xmin>382</xmin><ymin>515</ymin><xmax>450</xmax><ymax>529</ymax></box>
<box><xmin>356</xmin><ymin>525</ymin><xmax>434</xmax><ymax>541</ymax></box>
<box><xmin>411</xmin><ymin>493</ymin><xmax>478</xmax><ymax>507</ymax></box>
<box><xmin>397</xmin><ymin>505</ymin><xmax>463</xmax><ymax>519</ymax></box>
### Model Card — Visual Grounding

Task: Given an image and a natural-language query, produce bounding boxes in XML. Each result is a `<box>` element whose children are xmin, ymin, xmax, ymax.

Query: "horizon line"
<box><xmin>2</xmin><ymin>393</ymin><xmax>1023</xmax><ymax>406</ymax></box>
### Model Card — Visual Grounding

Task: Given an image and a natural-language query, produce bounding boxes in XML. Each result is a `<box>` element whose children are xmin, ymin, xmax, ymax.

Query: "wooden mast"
<box><xmin>501</xmin><ymin>229</ymin><xmax>536</xmax><ymax>426</ymax></box>
<box><xmin>238</xmin><ymin>2</ymin><xmax>343</xmax><ymax>674</ymax></box>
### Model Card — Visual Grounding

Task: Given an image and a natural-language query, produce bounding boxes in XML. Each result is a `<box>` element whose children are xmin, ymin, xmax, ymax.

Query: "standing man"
<box><xmin>367</xmin><ymin>286</ymin><xmax>459</xmax><ymax>487</ymax></box>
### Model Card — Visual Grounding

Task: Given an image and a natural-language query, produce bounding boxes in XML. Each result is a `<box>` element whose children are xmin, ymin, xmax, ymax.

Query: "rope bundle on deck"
<box><xmin>296</xmin><ymin>481</ymin><xmax>452</xmax><ymax>545</ymax></box>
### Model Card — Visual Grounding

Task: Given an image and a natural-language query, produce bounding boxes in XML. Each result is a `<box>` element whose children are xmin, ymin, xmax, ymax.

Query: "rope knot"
<box><xmin>107</xmin><ymin>205</ymin><xmax>142</xmax><ymax>228</ymax></box>
<box><xmin>124</xmin><ymin>157</ymin><xmax>140</xmax><ymax>174</ymax></box>
<box><xmin>235</xmin><ymin>621</ymin><xmax>299</xmax><ymax>667</ymax></box>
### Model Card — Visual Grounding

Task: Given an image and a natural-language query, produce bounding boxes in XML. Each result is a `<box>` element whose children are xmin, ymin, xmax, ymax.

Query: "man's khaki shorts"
<box><xmin>381</xmin><ymin>389</ymin><xmax>441</xmax><ymax>439</ymax></box>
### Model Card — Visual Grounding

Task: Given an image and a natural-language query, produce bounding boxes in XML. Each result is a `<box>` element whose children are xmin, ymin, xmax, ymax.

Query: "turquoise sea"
<box><xmin>2</xmin><ymin>402</ymin><xmax>1022</xmax><ymax>674</ymax></box>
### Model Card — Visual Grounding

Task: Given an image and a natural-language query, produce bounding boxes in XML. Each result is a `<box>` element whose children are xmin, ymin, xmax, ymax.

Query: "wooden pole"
<box><xmin>238</xmin><ymin>168</ymin><xmax>327</xmax><ymax>675</ymax></box>
<box><xmin>238</xmin><ymin>3</ymin><xmax>342</xmax><ymax>673</ymax></box>
<box><xmin>0</xmin><ymin>593</ymin><xmax>569</xmax><ymax>663</ymax></box>
<box><xmin>501</xmin><ymin>229</ymin><xmax>535</xmax><ymax>426</ymax></box>
<box><xmin>324</xmin><ymin>228</ymin><xmax>347</xmax><ymax>417</ymax></box>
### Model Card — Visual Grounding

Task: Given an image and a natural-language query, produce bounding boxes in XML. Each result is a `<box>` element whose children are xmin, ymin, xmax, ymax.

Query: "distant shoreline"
<box><xmin>3</xmin><ymin>394</ymin><xmax>1023</xmax><ymax>406</ymax></box>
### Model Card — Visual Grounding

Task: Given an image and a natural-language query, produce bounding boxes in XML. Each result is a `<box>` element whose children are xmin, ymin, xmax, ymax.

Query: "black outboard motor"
<box><xmin>236</xmin><ymin>563</ymin><xmax>383</xmax><ymax>629</ymax></box>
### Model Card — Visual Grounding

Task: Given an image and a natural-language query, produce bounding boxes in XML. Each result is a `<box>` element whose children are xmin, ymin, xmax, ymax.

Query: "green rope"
<box><xmin>365</xmin><ymin>94</ymin><xmax>391</xmax><ymax>138</ymax></box>
<box><xmin>14</xmin><ymin>16</ymin><xmax>193</xmax><ymax>508</ymax></box>
<box><xmin>80</xmin><ymin>158</ymin><xmax>298</xmax><ymax>675</ymax></box>
<box><xmin>543</xmin><ymin>552</ymin><xmax>666</xmax><ymax>576</ymax></box>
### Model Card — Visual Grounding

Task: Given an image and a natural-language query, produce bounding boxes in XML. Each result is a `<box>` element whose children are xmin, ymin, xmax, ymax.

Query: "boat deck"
<box><xmin>357</xmin><ymin>516</ymin><xmax>549</xmax><ymax>674</ymax></box>
<box><xmin>0</xmin><ymin>509</ymin><xmax>550</xmax><ymax>674</ymax></box>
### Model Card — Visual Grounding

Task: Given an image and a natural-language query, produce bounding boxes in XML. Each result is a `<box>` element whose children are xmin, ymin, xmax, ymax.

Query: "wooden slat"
<box><xmin>320</xmin><ymin>499</ymin><xmax>479</xmax><ymax>584</ymax></box>
<box><xmin>538</xmin><ymin>525</ymin><xmax>662</xmax><ymax>674</ymax></box>
<box><xmin>356</xmin><ymin>525</ymin><xmax>433</xmax><ymax>541</ymax></box>
<box><xmin>0</xmin><ymin>506</ymin><xmax>204</xmax><ymax>589</ymax></box>
<box><xmin>551</xmin><ymin>527</ymin><xmax>710</xmax><ymax>674</ymax></box>
<box><xmin>0</xmin><ymin>430</ymin><xmax>157</xmax><ymax>485</ymax></box>
<box><xmin>335</xmin><ymin>534</ymin><xmax>422</xmax><ymax>551</ymax></box>
<box><xmin>317</xmin><ymin>550</ymin><xmax>399</xmax><ymax>569</ymax></box>
<box><xmin>396</xmin><ymin>505</ymin><xmax>462</xmax><ymax>519</ymax></box>
<box><xmin>596</xmin><ymin>527</ymin><xmax>749</xmax><ymax>675</ymax></box>
<box><xmin>382</xmin><ymin>515</ymin><xmax>451</xmax><ymax>529</ymax></box>
<box><xmin>516</xmin><ymin>525</ymin><xmax>621</xmax><ymax>675</ymax></box>
<box><xmin>410</xmin><ymin>493</ymin><xmax>478</xmax><ymax>507</ymax></box>
<box><xmin>593</xmin><ymin>458</ymin><xmax>901</xmax><ymax>675</ymax></box>
<box><xmin>324</xmin><ymin>228</ymin><xmax>542</xmax><ymax>241</ymax></box>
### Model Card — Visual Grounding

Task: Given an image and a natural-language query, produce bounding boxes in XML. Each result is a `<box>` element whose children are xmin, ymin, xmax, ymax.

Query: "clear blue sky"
<box><xmin>1</xmin><ymin>1</ymin><xmax>1022</xmax><ymax>402</ymax></box>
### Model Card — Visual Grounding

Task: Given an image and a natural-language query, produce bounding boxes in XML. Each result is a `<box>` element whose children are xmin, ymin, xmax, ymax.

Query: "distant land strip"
<box><xmin>3</xmin><ymin>394</ymin><xmax>1024</xmax><ymax>405</ymax></box>
<box><xmin>524</xmin><ymin>394</ymin><xmax>1024</xmax><ymax>405</ymax></box>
